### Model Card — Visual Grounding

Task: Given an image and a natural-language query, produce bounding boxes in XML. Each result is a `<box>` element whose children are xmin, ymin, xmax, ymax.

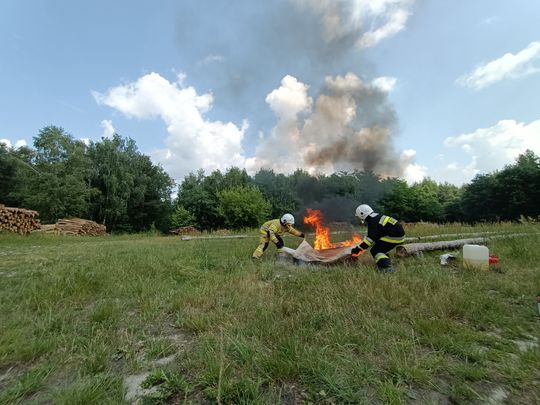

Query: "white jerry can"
<box><xmin>463</xmin><ymin>244</ymin><xmax>489</xmax><ymax>270</ymax></box>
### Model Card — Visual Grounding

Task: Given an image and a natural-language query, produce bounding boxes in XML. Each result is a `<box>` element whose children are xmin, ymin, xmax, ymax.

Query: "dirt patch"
<box><xmin>123</xmin><ymin>327</ymin><xmax>193</xmax><ymax>404</ymax></box>
<box><xmin>165</xmin><ymin>329</ymin><xmax>192</xmax><ymax>349</ymax></box>
<box><xmin>152</xmin><ymin>354</ymin><xmax>176</xmax><ymax>367</ymax></box>
<box><xmin>512</xmin><ymin>335</ymin><xmax>538</xmax><ymax>352</ymax></box>
<box><xmin>0</xmin><ymin>366</ymin><xmax>18</xmax><ymax>388</ymax></box>
<box><xmin>408</xmin><ymin>388</ymin><xmax>451</xmax><ymax>404</ymax></box>
<box><xmin>124</xmin><ymin>372</ymin><xmax>155</xmax><ymax>403</ymax></box>
<box><xmin>486</xmin><ymin>386</ymin><xmax>508</xmax><ymax>404</ymax></box>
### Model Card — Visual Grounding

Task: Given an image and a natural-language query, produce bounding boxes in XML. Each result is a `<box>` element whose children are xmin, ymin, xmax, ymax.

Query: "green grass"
<box><xmin>1</xmin><ymin>223</ymin><xmax>539</xmax><ymax>404</ymax></box>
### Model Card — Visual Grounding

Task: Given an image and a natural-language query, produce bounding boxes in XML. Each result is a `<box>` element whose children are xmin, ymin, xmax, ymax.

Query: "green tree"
<box><xmin>379</xmin><ymin>179</ymin><xmax>416</xmax><ymax>221</ymax></box>
<box><xmin>87</xmin><ymin>134</ymin><xmax>173</xmax><ymax>232</ymax></box>
<box><xmin>459</xmin><ymin>151</ymin><xmax>540</xmax><ymax>222</ymax></box>
<box><xmin>437</xmin><ymin>182</ymin><xmax>463</xmax><ymax>221</ymax></box>
<box><xmin>218</xmin><ymin>186</ymin><xmax>271</xmax><ymax>229</ymax></box>
<box><xmin>170</xmin><ymin>206</ymin><xmax>196</xmax><ymax>228</ymax></box>
<box><xmin>0</xmin><ymin>144</ymin><xmax>21</xmax><ymax>205</ymax></box>
<box><xmin>177</xmin><ymin>170</ymin><xmax>223</xmax><ymax>230</ymax></box>
<box><xmin>125</xmin><ymin>153</ymin><xmax>173</xmax><ymax>232</ymax></box>
<box><xmin>410</xmin><ymin>179</ymin><xmax>444</xmax><ymax>222</ymax></box>
<box><xmin>253</xmin><ymin>169</ymin><xmax>299</xmax><ymax>218</ymax></box>
<box><xmin>13</xmin><ymin>126</ymin><xmax>93</xmax><ymax>222</ymax></box>
<box><xmin>222</xmin><ymin>167</ymin><xmax>251</xmax><ymax>189</ymax></box>
<box><xmin>87</xmin><ymin>135</ymin><xmax>136</xmax><ymax>230</ymax></box>
<box><xmin>461</xmin><ymin>174</ymin><xmax>500</xmax><ymax>222</ymax></box>
<box><xmin>495</xmin><ymin>150</ymin><xmax>540</xmax><ymax>219</ymax></box>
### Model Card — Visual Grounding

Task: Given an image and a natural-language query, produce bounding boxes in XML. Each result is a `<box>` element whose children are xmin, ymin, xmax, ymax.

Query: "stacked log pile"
<box><xmin>33</xmin><ymin>218</ymin><xmax>106</xmax><ymax>236</ymax></box>
<box><xmin>0</xmin><ymin>204</ymin><xmax>41</xmax><ymax>234</ymax></box>
<box><xmin>170</xmin><ymin>225</ymin><xmax>198</xmax><ymax>235</ymax></box>
<box><xmin>37</xmin><ymin>224</ymin><xmax>60</xmax><ymax>235</ymax></box>
<box><xmin>55</xmin><ymin>218</ymin><xmax>106</xmax><ymax>236</ymax></box>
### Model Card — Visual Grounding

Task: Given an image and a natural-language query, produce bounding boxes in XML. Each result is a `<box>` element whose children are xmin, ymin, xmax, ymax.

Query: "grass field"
<box><xmin>1</xmin><ymin>223</ymin><xmax>539</xmax><ymax>404</ymax></box>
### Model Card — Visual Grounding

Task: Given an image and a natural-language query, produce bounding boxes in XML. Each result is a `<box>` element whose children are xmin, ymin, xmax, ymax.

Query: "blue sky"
<box><xmin>1</xmin><ymin>0</ymin><xmax>540</xmax><ymax>185</ymax></box>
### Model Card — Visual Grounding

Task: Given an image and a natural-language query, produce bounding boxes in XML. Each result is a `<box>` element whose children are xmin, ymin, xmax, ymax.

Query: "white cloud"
<box><xmin>0</xmin><ymin>138</ymin><xmax>27</xmax><ymax>149</ymax></box>
<box><xmin>79</xmin><ymin>138</ymin><xmax>90</xmax><ymax>146</ymax></box>
<box><xmin>93</xmin><ymin>72</ymin><xmax>248</xmax><ymax>180</ymax></box>
<box><xmin>100</xmin><ymin>119</ymin><xmax>115</xmax><ymax>138</ymax></box>
<box><xmin>94</xmin><ymin>72</ymin><xmax>417</xmax><ymax>182</ymax></box>
<box><xmin>400</xmin><ymin>149</ymin><xmax>427</xmax><ymax>184</ymax></box>
<box><xmin>199</xmin><ymin>54</ymin><xmax>224</xmax><ymax>65</ymax></box>
<box><xmin>480</xmin><ymin>16</ymin><xmax>500</xmax><ymax>25</ymax></box>
<box><xmin>372</xmin><ymin>76</ymin><xmax>397</xmax><ymax>92</ymax></box>
<box><xmin>442</xmin><ymin>119</ymin><xmax>540</xmax><ymax>183</ymax></box>
<box><xmin>265</xmin><ymin>75</ymin><xmax>313</xmax><ymax>121</ymax></box>
<box><xmin>293</xmin><ymin>0</ymin><xmax>414</xmax><ymax>48</ymax></box>
<box><xmin>0</xmin><ymin>139</ymin><xmax>11</xmax><ymax>148</ymax></box>
<box><xmin>457</xmin><ymin>41</ymin><xmax>540</xmax><ymax>90</ymax></box>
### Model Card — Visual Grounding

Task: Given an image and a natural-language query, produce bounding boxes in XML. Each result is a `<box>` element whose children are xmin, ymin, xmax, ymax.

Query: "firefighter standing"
<box><xmin>252</xmin><ymin>214</ymin><xmax>305</xmax><ymax>260</ymax></box>
<box><xmin>351</xmin><ymin>204</ymin><xmax>405</xmax><ymax>273</ymax></box>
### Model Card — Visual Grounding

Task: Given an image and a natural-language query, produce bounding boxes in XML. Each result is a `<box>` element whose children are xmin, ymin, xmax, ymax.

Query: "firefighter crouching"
<box><xmin>351</xmin><ymin>204</ymin><xmax>405</xmax><ymax>273</ymax></box>
<box><xmin>252</xmin><ymin>214</ymin><xmax>305</xmax><ymax>260</ymax></box>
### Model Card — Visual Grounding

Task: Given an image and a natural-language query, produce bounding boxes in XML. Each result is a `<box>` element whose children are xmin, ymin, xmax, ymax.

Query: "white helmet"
<box><xmin>280</xmin><ymin>213</ymin><xmax>295</xmax><ymax>225</ymax></box>
<box><xmin>355</xmin><ymin>204</ymin><xmax>374</xmax><ymax>221</ymax></box>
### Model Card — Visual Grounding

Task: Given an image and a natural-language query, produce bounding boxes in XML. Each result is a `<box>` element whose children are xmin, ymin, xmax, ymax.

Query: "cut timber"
<box><xmin>0</xmin><ymin>204</ymin><xmax>41</xmax><ymax>235</ymax></box>
<box><xmin>396</xmin><ymin>238</ymin><xmax>486</xmax><ymax>257</ymax></box>
<box><xmin>170</xmin><ymin>226</ymin><xmax>198</xmax><ymax>235</ymax></box>
<box><xmin>34</xmin><ymin>224</ymin><xmax>60</xmax><ymax>235</ymax></box>
<box><xmin>395</xmin><ymin>233</ymin><xmax>537</xmax><ymax>257</ymax></box>
<box><xmin>181</xmin><ymin>235</ymin><xmax>247</xmax><ymax>241</ymax></box>
<box><xmin>55</xmin><ymin>218</ymin><xmax>106</xmax><ymax>236</ymax></box>
<box><xmin>403</xmin><ymin>231</ymin><xmax>497</xmax><ymax>241</ymax></box>
<box><xmin>33</xmin><ymin>218</ymin><xmax>106</xmax><ymax>236</ymax></box>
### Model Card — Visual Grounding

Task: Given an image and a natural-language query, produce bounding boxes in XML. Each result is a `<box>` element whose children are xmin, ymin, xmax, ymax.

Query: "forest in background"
<box><xmin>1</xmin><ymin>126</ymin><xmax>539</xmax><ymax>232</ymax></box>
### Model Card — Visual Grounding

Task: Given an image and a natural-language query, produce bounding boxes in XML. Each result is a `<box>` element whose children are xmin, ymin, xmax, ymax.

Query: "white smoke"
<box><xmin>292</xmin><ymin>0</ymin><xmax>415</xmax><ymax>48</ymax></box>
<box><xmin>248</xmin><ymin>73</ymin><xmax>418</xmax><ymax>178</ymax></box>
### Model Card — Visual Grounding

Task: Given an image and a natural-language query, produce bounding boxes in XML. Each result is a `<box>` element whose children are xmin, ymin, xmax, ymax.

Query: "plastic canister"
<box><xmin>463</xmin><ymin>244</ymin><xmax>489</xmax><ymax>270</ymax></box>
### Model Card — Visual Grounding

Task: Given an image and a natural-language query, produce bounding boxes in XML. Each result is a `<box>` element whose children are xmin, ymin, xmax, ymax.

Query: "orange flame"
<box><xmin>303</xmin><ymin>208</ymin><xmax>363</xmax><ymax>254</ymax></box>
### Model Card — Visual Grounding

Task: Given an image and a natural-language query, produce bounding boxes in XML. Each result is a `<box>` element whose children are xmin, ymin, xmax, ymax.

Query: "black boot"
<box><xmin>377</xmin><ymin>265</ymin><xmax>395</xmax><ymax>273</ymax></box>
<box><xmin>376</xmin><ymin>256</ymin><xmax>395</xmax><ymax>273</ymax></box>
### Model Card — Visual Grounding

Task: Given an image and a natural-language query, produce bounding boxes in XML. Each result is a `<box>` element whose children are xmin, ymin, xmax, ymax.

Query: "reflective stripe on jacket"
<box><xmin>359</xmin><ymin>213</ymin><xmax>405</xmax><ymax>250</ymax></box>
<box><xmin>260</xmin><ymin>219</ymin><xmax>302</xmax><ymax>243</ymax></box>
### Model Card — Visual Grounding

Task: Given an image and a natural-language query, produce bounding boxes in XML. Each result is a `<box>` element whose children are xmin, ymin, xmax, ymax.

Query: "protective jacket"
<box><xmin>260</xmin><ymin>219</ymin><xmax>303</xmax><ymax>244</ymax></box>
<box><xmin>358</xmin><ymin>213</ymin><xmax>405</xmax><ymax>250</ymax></box>
<box><xmin>252</xmin><ymin>219</ymin><xmax>304</xmax><ymax>259</ymax></box>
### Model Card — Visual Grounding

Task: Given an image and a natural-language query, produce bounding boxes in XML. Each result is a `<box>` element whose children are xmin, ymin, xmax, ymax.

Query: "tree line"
<box><xmin>1</xmin><ymin>126</ymin><xmax>173</xmax><ymax>232</ymax></box>
<box><xmin>1</xmin><ymin>126</ymin><xmax>539</xmax><ymax>232</ymax></box>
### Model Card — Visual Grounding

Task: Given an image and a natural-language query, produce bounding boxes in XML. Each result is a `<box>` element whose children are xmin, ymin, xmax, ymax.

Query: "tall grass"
<box><xmin>1</xmin><ymin>223</ymin><xmax>539</xmax><ymax>404</ymax></box>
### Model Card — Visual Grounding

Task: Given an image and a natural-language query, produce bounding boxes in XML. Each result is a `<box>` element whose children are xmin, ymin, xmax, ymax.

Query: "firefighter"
<box><xmin>351</xmin><ymin>204</ymin><xmax>405</xmax><ymax>273</ymax></box>
<box><xmin>252</xmin><ymin>214</ymin><xmax>305</xmax><ymax>260</ymax></box>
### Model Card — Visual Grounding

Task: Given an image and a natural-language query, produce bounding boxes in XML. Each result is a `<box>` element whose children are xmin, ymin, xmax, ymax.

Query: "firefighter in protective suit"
<box><xmin>351</xmin><ymin>204</ymin><xmax>405</xmax><ymax>273</ymax></box>
<box><xmin>252</xmin><ymin>214</ymin><xmax>305</xmax><ymax>259</ymax></box>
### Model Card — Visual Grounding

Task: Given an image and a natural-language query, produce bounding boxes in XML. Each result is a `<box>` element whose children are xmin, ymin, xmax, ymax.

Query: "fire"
<box><xmin>303</xmin><ymin>208</ymin><xmax>363</xmax><ymax>253</ymax></box>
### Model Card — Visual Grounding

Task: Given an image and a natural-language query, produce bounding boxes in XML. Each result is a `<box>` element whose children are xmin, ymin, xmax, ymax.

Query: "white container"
<box><xmin>463</xmin><ymin>244</ymin><xmax>489</xmax><ymax>270</ymax></box>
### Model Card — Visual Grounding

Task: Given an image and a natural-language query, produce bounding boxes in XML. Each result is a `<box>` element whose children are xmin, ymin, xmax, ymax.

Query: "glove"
<box><xmin>299</xmin><ymin>233</ymin><xmax>305</xmax><ymax>238</ymax></box>
<box><xmin>276</xmin><ymin>239</ymin><xmax>284</xmax><ymax>249</ymax></box>
<box><xmin>351</xmin><ymin>246</ymin><xmax>362</xmax><ymax>255</ymax></box>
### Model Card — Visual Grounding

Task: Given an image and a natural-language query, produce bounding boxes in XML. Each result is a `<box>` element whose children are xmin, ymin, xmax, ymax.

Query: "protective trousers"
<box><xmin>370</xmin><ymin>240</ymin><xmax>401</xmax><ymax>272</ymax></box>
<box><xmin>252</xmin><ymin>231</ymin><xmax>283</xmax><ymax>259</ymax></box>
